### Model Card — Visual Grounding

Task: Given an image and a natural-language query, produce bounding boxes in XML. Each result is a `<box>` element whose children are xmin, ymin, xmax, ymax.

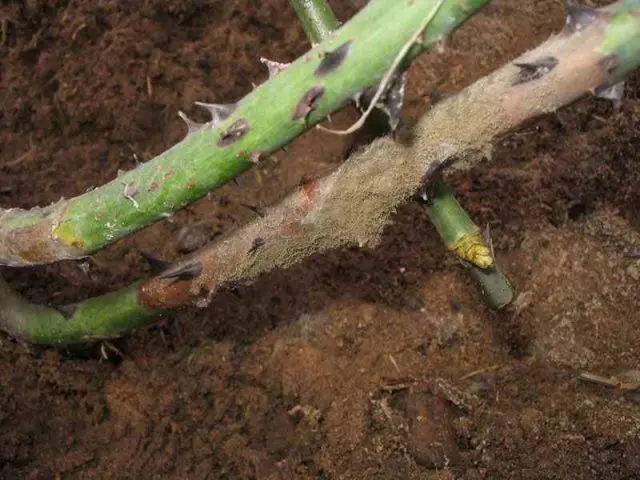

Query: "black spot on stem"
<box><xmin>314</xmin><ymin>41</ymin><xmax>352</xmax><ymax>77</ymax></box>
<box><xmin>217</xmin><ymin>119</ymin><xmax>251</xmax><ymax>147</ymax></box>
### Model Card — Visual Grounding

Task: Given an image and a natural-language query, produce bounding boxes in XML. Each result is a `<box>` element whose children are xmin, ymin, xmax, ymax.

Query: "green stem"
<box><xmin>288</xmin><ymin>0</ymin><xmax>340</xmax><ymax>44</ymax></box>
<box><xmin>423</xmin><ymin>179</ymin><xmax>514</xmax><ymax>310</ymax></box>
<box><xmin>0</xmin><ymin>0</ymin><xmax>492</xmax><ymax>267</ymax></box>
<box><xmin>0</xmin><ymin>278</ymin><xmax>161</xmax><ymax>345</ymax></box>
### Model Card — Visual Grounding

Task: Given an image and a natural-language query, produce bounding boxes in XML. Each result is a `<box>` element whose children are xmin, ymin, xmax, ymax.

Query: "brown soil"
<box><xmin>1</xmin><ymin>0</ymin><xmax>639</xmax><ymax>478</ymax></box>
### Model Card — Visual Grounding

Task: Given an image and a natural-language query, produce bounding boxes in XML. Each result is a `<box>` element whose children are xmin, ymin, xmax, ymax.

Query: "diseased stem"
<box><xmin>421</xmin><ymin>180</ymin><xmax>514</xmax><ymax>310</ymax></box>
<box><xmin>1</xmin><ymin>1</ymin><xmax>638</xmax><ymax>344</ymax></box>
<box><xmin>0</xmin><ymin>0</ymin><xmax>491</xmax><ymax>267</ymax></box>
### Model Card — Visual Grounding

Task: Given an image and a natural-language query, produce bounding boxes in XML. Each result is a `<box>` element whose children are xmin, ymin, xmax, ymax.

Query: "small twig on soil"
<box><xmin>460</xmin><ymin>365</ymin><xmax>500</xmax><ymax>380</ymax></box>
<box><xmin>623</xmin><ymin>246</ymin><xmax>640</xmax><ymax>259</ymax></box>
<box><xmin>379</xmin><ymin>376</ymin><xmax>418</xmax><ymax>393</ymax></box>
<box><xmin>579</xmin><ymin>372</ymin><xmax>640</xmax><ymax>392</ymax></box>
<box><xmin>0</xmin><ymin>18</ymin><xmax>8</xmax><ymax>46</ymax></box>
<box><xmin>3</xmin><ymin>147</ymin><xmax>36</xmax><ymax>169</ymax></box>
<box><xmin>388</xmin><ymin>354</ymin><xmax>401</xmax><ymax>374</ymax></box>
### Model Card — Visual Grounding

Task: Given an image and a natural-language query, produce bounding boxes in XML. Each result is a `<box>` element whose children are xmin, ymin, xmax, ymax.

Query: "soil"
<box><xmin>1</xmin><ymin>0</ymin><xmax>639</xmax><ymax>478</ymax></box>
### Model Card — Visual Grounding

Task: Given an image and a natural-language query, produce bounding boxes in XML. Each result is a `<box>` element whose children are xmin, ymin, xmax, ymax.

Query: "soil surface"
<box><xmin>1</xmin><ymin>0</ymin><xmax>639</xmax><ymax>478</ymax></box>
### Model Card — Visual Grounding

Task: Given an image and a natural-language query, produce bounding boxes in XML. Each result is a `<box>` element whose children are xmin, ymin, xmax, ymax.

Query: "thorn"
<box><xmin>123</xmin><ymin>183</ymin><xmax>139</xmax><ymax>209</ymax></box>
<box><xmin>483</xmin><ymin>223</ymin><xmax>495</xmax><ymax>259</ymax></box>
<box><xmin>239</xmin><ymin>203</ymin><xmax>265</xmax><ymax>218</ymax></box>
<box><xmin>248</xmin><ymin>237</ymin><xmax>265</xmax><ymax>255</ymax></box>
<box><xmin>100</xmin><ymin>341</ymin><xmax>125</xmax><ymax>361</ymax></box>
<box><xmin>178</xmin><ymin>110</ymin><xmax>205</xmax><ymax>136</ymax></box>
<box><xmin>249</xmin><ymin>151</ymin><xmax>262</xmax><ymax>165</ymax></box>
<box><xmin>194</xmin><ymin>102</ymin><xmax>237</xmax><ymax>126</ymax></box>
<box><xmin>512</xmin><ymin>56</ymin><xmax>558</xmax><ymax>85</ymax></box>
<box><xmin>158</xmin><ymin>260</ymin><xmax>203</xmax><ymax>281</ymax></box>
<box><xmin>260</xmin><ymin>57</ymin><xmax>290</xmax><ymax>78</ymax></box>
<box><xmin>596</xmin><ymin>81</ymin><xmax>625</xmax><ymax>109</ymax></box>
<box><xmin>160</xmin><ymin>212</ymin><xmax>174</xmax><ymax>223</ymax></box>
<box><xmin>140</xmin><ymin>251</ymin><xmax>171</xmax><ymax>273</ymax></box>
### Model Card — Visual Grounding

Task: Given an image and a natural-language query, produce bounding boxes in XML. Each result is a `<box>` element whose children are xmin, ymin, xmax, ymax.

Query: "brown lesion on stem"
<box><xmin>292</xmin><ymin>86</ymin><xmax>325</xmax><ymax>121</ymax></box>
<box><xmin>0</xmin><ymin>202</ymin><xmax>86</xmax><ymax>266</ymax></box>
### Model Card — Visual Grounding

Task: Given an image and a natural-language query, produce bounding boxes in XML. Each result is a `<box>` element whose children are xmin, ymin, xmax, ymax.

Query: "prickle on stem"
<box><xmin>194</xmin><ymin>102</ymin><xmax>237</xmax><ymax>126</ymax></box>
<box><xmin>260</xmin><ymin>57</ymin><xmax>290</xmax><ymax>78</ymax></box>
<box><xmin>178</xmin><ymin>111</ymin><xmax>205</xmax><ymax>136</ymax></box>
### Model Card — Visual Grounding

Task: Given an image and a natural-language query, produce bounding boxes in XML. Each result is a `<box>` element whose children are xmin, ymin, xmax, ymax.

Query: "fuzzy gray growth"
<box><xmin>355</xmin><ymin>70</ymin><xmax>407</xmax><ymax>130</ymax></box>
<box><xmin>512</xmin><ymin>57</ymin><xmax>559</xmax><ymax>85</ymax></box>
<box><xmin>314</xmin><ymin>41</ymin><xmax>352</xmax><ymax>77</ymax></box>
<box><xmin>178</xmin><ymin>111</ymin><xmax>205</xmax><ymax>136</ymax></box>
<box><xmin>596</xmin><ymin>81</ymin><xmax>625</xmax><ymax>108</ymax></box>
<box><xmin>377</xmin><ymin>71</ymin><xmax>407</xmax><ymax>130</ymax></box>
<box><xmin>194</xmin><ymin>102</ymin><xmax>237</xmax><ymax>126</ymax></box>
